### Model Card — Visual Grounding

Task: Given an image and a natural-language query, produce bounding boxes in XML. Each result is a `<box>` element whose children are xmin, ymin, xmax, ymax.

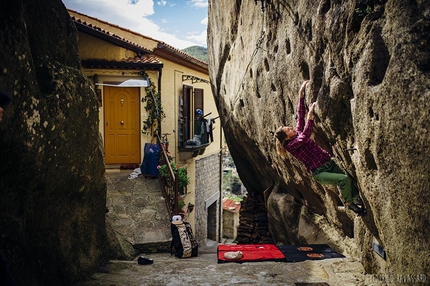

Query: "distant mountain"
<box><xmin>182</xmin><ymin>46</ymin><xmax>208</xmax><ymax>63</ymax></box>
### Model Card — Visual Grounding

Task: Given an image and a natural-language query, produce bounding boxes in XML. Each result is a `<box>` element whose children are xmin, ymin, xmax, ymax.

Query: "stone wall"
<box><xmin>194</xmin><ymin>152</ymin><xmax>221</xmax><ymax>245</ymax></box>
<box><xmin>222</xmin><ymin>210</ymin><xmax>239</xmax><ymax>240</ymax></box>
<box><xmin>208</xmin><ymin>0</ymin><xmax>430</xmax><ymax>280</ymax></box>
<box><xmin>0</xmin><ymin>0</ymin><xmax>108</xmax><ymax>284</ymax></box>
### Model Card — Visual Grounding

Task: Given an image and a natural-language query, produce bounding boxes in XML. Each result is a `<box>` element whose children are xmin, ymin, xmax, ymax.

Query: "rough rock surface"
<box><xmin>0</xmin><ymin>0</ymin><xmax>108</xmax><ymax>284</ymax></box>
<box><xmin>208</xmin><ymin>0</ymin><xmax>430</xmax><ymax>280</ymax></box>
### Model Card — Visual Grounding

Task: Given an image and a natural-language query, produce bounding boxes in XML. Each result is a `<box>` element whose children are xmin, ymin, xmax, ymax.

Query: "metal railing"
<box><xmin>156</xmin><ymin>133</ymin><xmax>179</xmax><ymax>217</ymax></box>
<box><xmin>146</xmin><ymin>87</ymin><xmax>179</xmax><ymax>218</ymax></box>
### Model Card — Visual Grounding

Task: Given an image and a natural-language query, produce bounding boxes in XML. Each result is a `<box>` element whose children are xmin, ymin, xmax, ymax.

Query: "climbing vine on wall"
<box><xmin>140</xmin><ymin>72</ymin><xmax>166</xmax><ymax>136</ymax></box>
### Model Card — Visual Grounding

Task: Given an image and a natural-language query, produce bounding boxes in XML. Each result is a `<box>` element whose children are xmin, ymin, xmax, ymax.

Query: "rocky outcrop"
<box><xmin>0</xmin><ymin>0</ymin><xmax>107</xmax><ymax>284</ymax></box>
<box><xmin>208</xmin><ymin>0</ymin><xmax>430</xmax><ymax>280</ymax></box>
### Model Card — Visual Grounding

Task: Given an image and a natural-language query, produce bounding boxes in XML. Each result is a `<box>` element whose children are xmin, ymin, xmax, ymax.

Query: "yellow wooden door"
<box><xmin>104</xmin><ymin>87</ymin><xmax>140</xmax><ymax>164</ymax></box>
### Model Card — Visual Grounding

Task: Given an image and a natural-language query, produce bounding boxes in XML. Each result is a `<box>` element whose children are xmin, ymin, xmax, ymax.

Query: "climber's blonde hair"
<box><xmin>274</xmin><ymin>126</ymin><xmax>287</xmax><ymax>158</ymax></box>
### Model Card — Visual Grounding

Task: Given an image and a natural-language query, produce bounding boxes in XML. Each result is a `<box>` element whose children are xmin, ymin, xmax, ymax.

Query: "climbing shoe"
<box><xmin>138</xmin><ymin>256</ymin><xmax>153</xmax><ymax>265</ymax></box>
<box><xmin>353</xmin><ymin>196</ymin><xmax>364</xmax><ymax>207</ymax></box>
<box><xmin>348</xmin><ymin>203</ymin><xmax>363</xmax><ymax>214</ymax></box>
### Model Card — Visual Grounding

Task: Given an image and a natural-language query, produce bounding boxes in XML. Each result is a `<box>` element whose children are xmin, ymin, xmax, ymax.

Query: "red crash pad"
<box><xmin>217</xmin><ymin>244</ymin><xmax>286</xmax><ymax>263</ymax></box>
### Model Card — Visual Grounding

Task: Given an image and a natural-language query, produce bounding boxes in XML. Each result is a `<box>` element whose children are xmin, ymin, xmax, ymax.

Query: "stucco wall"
<box><xmin>78</xmin><ymin>33</ymin><xmax>131</xmax><ymax>61</ymax></box>
<box><xmin>160</xmin><ymin>60</ymin><xmax>220</xmax><ymax>162</ymax></box>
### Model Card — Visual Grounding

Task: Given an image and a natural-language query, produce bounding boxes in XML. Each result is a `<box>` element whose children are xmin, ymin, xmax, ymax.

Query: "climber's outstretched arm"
<box><xmin>296</xmin><ymin>80</ymin><xmax>309</xmax><ymax>132</ymax></box>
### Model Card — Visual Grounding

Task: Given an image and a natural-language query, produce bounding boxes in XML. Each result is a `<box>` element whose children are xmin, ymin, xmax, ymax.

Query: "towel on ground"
<box><xmin>128</xmin><ymin>168</ymin><xmax>141</xmax><ymax>180</ymax></box>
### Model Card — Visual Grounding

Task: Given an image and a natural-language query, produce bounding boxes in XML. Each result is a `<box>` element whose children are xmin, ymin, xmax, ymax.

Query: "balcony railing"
<box><xmin>178</xmin><ymin>118</ymin><xmax>213</xmax><ymax>156</ymax></box>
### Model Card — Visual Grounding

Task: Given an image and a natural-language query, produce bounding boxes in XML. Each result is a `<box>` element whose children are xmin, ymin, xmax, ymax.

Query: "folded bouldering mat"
<box><xmin>217</xmin><ymin>244</ymin><xmax>286</xmax><ymax>263</ymax></box>
<box><xmin>277</xmin><ymin>244</ymin><xmax>345</xmax><ymax>262</ymax></box>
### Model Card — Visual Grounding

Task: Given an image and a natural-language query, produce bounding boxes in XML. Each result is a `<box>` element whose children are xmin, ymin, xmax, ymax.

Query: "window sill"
<box><xmin>178</xmin><ymin>143</ymin><xmax>210</xmax><ymax>160</ymax></box>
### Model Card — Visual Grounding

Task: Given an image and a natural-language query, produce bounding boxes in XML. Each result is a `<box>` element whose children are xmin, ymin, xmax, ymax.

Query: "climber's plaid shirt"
<box><xmin>284</xmin><ymin>97</ymin><xmax>331</xmax><ymax>173</ymax></box>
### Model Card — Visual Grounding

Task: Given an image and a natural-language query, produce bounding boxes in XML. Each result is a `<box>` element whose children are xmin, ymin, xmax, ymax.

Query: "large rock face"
<box><xmin>208</xmin><ymin>0</ymin><xmax>429</xmax><ymax>279</ymax></box>
<box><xmin>0</xmin><ymin>0</ymin><xmax>107</xmax><ymax>284</ymax></box>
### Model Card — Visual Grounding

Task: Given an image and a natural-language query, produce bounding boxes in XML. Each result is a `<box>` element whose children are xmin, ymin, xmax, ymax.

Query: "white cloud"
<box><xmin>106</xmin><ymin>0</ymin><xmax>155</xmax><ymax>17</ymax></box>
<box><xmin>190</xmin><ymin>0</ymin><xmax>208</xmax><ymax>8</ymax></box>
<box><xmin>186</xmin><ymin>29</ymin><xmax>207</xmax><ymax>47</ymax></box>
<box><xmin>133</xmin><ymin>19</ymin><xmax>198</xmax><ymax>49</ymax></box>
<box><xmin>157</xmin><ymin>0</ymin><xmax>167</xmax><ymax>6</ymax></box>
<box><xmin>63</xmin><ymin>0</ymin><xmax>203</xmax><ymax>49</ymax></box>
<box><xmin>201</xmin><ymin>17</ymin><xmax>208</xmax><ymax>25</ymax></box>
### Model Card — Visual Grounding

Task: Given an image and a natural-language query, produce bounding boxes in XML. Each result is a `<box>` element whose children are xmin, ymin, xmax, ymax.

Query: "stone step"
<box><xmin>106</xmin><ymin>170</ymin><xmax>172</xmax><ymax>255</ymax></box>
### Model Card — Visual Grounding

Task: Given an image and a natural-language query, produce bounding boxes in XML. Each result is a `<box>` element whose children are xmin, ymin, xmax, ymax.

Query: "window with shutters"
<box><xmin>178</xmin><ymin>85</ymin><xmax>210</xmax><ymax>151</ymax></box>
<box><xmin>194</xmin><ymin>88</ymin><xmax>203</xmax><ymax>114</ymax></box>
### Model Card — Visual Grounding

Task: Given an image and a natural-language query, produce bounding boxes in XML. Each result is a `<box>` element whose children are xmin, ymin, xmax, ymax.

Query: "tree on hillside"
<box><xmin>182</xmin><ymin>46</ymin><xmax>208</xmax><ymax>63</ymax></box>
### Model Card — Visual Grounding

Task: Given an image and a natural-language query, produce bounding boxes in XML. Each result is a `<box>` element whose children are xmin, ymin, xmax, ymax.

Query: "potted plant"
<box><xmin>177</xmin><ymin>165</ymin><xmax>190</xmax><ymax>190</ymax></box>
<box><xmin>187</xmin><ymin>203</ymin><xmax>194</xmax><ymax>213</ymax></box>
<box><xmin>141</xmin><ymin>73</ymin><xmax>166</xmax><ymax>136</ymax></box>
<box><xmin>158</xmin><ymin>161</ymin><xmax>190</xmax><ymax>194</ymax></box>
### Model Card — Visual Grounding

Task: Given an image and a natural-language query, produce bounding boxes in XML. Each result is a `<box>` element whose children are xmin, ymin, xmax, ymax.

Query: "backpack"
<box><xmin>170</xmin><ymin>221</ymin><xmax>199</xmax><ymax>258</ymax></box>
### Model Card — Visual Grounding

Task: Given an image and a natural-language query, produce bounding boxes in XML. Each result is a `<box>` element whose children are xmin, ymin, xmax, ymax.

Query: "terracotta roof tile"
<box><xmin>222</xmin><ymin>198</ymin><xmax>241</xmax><ymax>213</ymax></box>
<box><xmin>121</xmin><ymin>55</ymin><xmax>163</xmax><ymax>64</ymax></box>
<box><xmin>71</xmin><ymin>15</ymin><xmax>152</xmax><ymax>54</ymax></box>
<box><xmin>81</xmin><ymin>55</ymin><xmax>163</xmax><ymax>70</ymax></box>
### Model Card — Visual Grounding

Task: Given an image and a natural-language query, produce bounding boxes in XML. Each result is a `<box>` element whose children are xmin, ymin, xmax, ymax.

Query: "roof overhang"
<box><xmin>81</xmin><ymin>59</ymin><xmax>163</xmax><ymax>70</ymax></box>
<box><xmin>155</xmin><ymin>44</ymin><xmax>208</xmax><ymax>74</ymax></box>
<box><xmin>73</xmin><ymin>19</ymin><xmax>151</xmax><ymax>55</ymax></box>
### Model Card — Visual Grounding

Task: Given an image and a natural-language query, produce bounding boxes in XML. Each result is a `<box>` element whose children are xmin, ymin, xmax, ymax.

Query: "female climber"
<box><xmin>274</xmin><ymin>80</ymin><xmax>364</xmax><ymax>214</ymax></box>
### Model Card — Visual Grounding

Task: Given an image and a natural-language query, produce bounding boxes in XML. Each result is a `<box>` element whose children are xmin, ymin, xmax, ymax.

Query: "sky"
<box><xmin>62</xmin><ymin>0</ymin><xmax>208</xmax><ymax>50</ymax></box>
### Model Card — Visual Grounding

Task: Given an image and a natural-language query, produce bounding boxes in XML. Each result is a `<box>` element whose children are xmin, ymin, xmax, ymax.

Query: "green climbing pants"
<box><xmin>311</xmin><ymin>160</ymin><xmax>359</xmax><ymax>203</ymax></box>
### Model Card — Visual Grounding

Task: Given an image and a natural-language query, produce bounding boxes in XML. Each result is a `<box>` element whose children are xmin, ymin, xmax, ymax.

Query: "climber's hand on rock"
<box><xmin>299</xmin><ymin>80</ymin><xmax>309</xmax><ymax>98</ymax></box>
<box><xmin>308</xmin><ymin>102</ymin><xmax>316</xmax><ymax>120</ymax></box>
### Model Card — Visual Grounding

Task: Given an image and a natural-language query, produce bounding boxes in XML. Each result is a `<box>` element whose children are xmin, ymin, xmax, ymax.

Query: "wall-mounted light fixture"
<box><xmin>143</xmin><ymin>74</ymin><xmax>150</xmax><ymax>86</ymax></box>
<box><xmin>95</xmin><ymin>79</ymin><xmax>150</xmax><ymax>87</ymax></box>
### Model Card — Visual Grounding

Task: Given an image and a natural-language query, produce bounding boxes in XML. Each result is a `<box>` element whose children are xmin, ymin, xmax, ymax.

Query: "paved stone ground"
<box><xmin>77</xmin><ymin>242</ymin><xmax>386</xmax><ymax>286</ymax></box>
<box><xmin>77</xmin><ymin>170</ymin><xmax>387</xmax><ymax>286</ymax></box>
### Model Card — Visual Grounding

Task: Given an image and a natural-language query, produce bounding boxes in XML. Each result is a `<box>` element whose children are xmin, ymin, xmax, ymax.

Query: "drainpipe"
<box><xmin>157</xmin><ymin>68</ymin><xmax>162</xmax><ymax>95</ymax></box>
<box><xmin>157</xmin><ymin>67</ymin><xmax>163</xmax><ymax>137</ymax></box>
<box><xmin>218</xmin><ymin>123</ymin><xmax>223</xmax><ymax>243</ymax></box>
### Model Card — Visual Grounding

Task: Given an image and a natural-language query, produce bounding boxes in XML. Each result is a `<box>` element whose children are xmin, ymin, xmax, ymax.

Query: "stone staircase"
<box><xmin>105</xmin><ymin>169</ymin><xmax>172</xmax><ymax>259</ymax></box>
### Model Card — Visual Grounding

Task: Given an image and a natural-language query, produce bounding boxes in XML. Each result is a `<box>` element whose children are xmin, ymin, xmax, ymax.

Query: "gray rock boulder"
<box><xmin>0</xmin><ymin>0</ymin><xmax>108</xmax><ymax>284</ymax></box>
<box><xmin>208</xmin><ymin>0</ymin><xmax>430</xmax><ymax>278</ymax></box>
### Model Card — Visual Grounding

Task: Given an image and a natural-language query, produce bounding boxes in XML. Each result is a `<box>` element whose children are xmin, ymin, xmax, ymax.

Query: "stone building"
<box><xmin>222</xmin><ymin>198</ymin><xmax>241</xmax><ymax>241</ymax></box>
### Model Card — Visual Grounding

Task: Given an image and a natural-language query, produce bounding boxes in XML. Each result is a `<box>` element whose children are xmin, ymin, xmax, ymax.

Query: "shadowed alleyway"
<box><xmin>75</xmin><ymin>170</ymin><xmax>387</xmax><ymax>286</ymax></box>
